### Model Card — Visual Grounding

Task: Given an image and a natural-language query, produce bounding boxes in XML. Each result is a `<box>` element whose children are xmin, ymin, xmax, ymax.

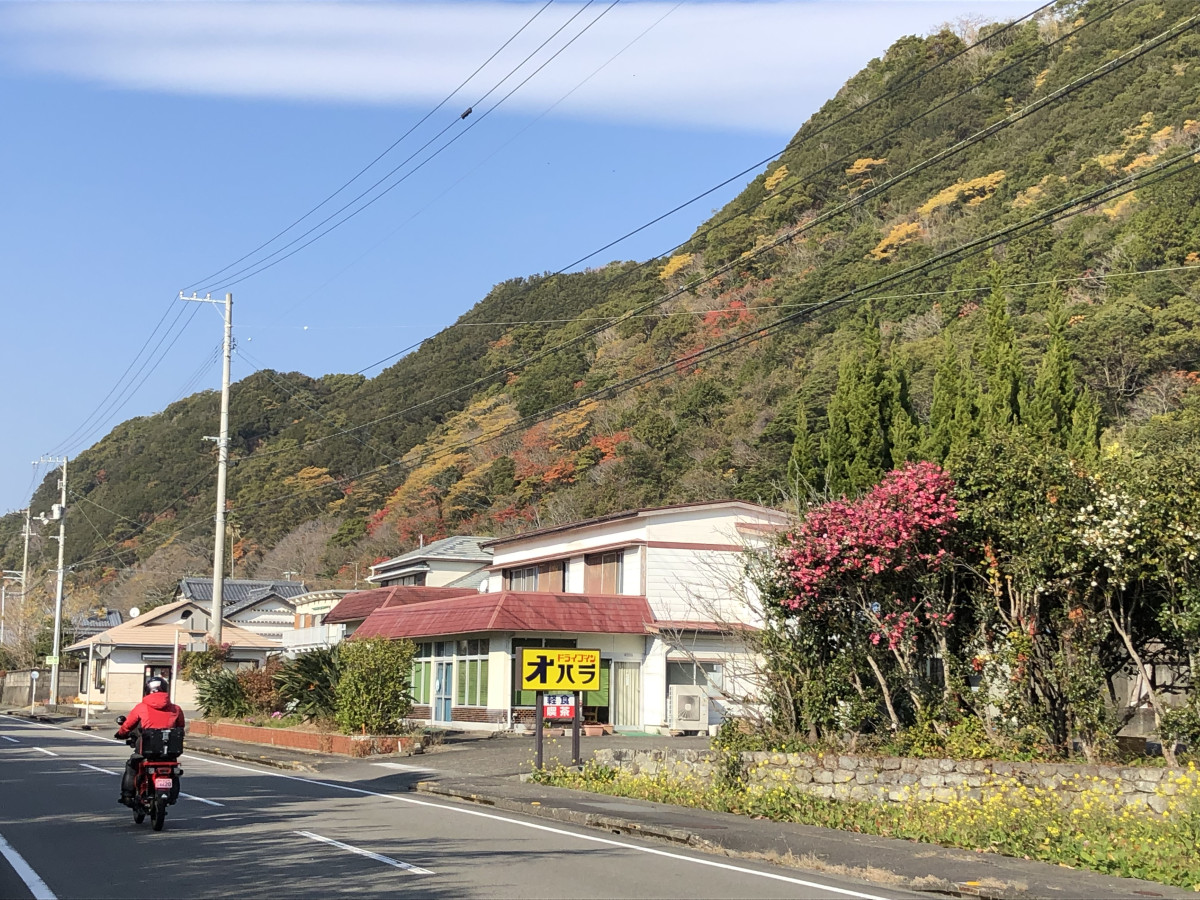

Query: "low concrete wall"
<box><xmin>593</xmin><ymin>747</ymin><xmax>1187</xmax><ymax>812</ymax></box>
<box><xmin>187</xmin><ymin>720</ymin><xmax>418</xmax><ymax>757</ymax></box>
<box><xmin>1</xmin><ymin>669</ymin><xmax>54</xmax><ymax>706</ymax></box>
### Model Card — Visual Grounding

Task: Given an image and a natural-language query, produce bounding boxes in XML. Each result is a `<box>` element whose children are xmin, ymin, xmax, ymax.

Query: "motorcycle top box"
<box><xmin>138</xmin><ymin>727</ymin><xmax>185</xmax><ymax>759</ymax></box>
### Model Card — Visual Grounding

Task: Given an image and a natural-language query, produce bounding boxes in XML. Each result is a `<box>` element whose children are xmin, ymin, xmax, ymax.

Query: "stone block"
<box><xmin>919</xmin><ymin>774</ymin><xmax>942</xmax><ymax>788</ymax></box>
<box><xmin>937</xmin><ymin>759</ymin><xmax>957</xmax><ymax>773</ymax></box>
<box><xmin>887</xmin><ymin>789</ymin><xmax>907</xmax><ymax>802</ymax></box>
<box><xmin>1147</xmin><ymin>794</ymin><xmax>1170</xmax><ymax>814</ymax></box>
<box><xmin>793</xmin><ymin>769</ymin><xmax>813</xmax><ymax>784</ymax></box>
<box><xmin>838</xmin><ymin>755</ymin><xmax>860</xmax><ymax>771</ymax></box>
<box><xmin>813</xmin><ymin>769</ymin><xmax>834</xmax><ymax>784</ymax></box>
<box><xmin>942</xmin><ymin>772</ymin><xmax>966</xmax><ymax>787</ymax></box>
<box><xmin>813</xmin><ymin>784</ymin><xmax>834</xmax><ymax>799</ymax></box>
<box><xmin>832</xmin><ymin>769</ymin><xmax>854</xmax><ymax>784</ymax></box>
<box><xmin>879</xmin><ymin>757</ymin><xmax>901</xmax><ymax>771</ymax></box>
<box><xmin>932</xmin><ymin>788</ymin><xmax>957</xmax><ymax>803</ymax></box>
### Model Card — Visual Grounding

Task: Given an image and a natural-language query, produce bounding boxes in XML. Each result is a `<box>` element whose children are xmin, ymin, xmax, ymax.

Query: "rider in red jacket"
<box><xmin>117</xmin><ymin>678</ymin><xmax>185</xmax><ymax>805</ymax></box>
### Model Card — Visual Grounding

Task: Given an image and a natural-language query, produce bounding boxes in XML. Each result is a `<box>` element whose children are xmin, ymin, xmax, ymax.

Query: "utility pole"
<box><xmin>183</xmin><ymin>291</ymin><xmax>233</xmax><ymax>644</ymax></box>
<box><xmin>36</xmin><ymin>457</ymin><xmax>67</xmax><ymax>704</ymax></box>
<box><xmin>20</xmin><ymin>508</ymin><xmax>31</xmax><ymax>644</ymax></box>
<box><xmin>1</xmin><ymin>571</ymin><xmax>23</xmax><ymax>647</ymax></box>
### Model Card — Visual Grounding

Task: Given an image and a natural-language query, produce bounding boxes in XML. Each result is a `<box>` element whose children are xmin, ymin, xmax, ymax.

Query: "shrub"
<box><xmin>195</xmin><ymin>669</ymin><xmax>250</xmax><ymax>719</ymax></box>
<box><xmin>237</xmin><ymin>658</ymin><xmax>284</xmax><ymax>714</ymax></box>
<box><xmin>275</xmin><ymin>646</ymin><xmax>342</xmax><ymax>720</ymax></box>
<box><xmin>334</xmin><ymin>637</ymin><xmax>416</xmax><ymax>735</ymax></box>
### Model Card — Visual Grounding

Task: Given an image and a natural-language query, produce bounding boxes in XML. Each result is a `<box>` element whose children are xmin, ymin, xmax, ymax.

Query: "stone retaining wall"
<box><xmin>188</xmin><ymin>720</ymin><xmax>418</xmax><ymax>757</ymax></box>
<box><xmin>593</xmin><ymin>747</ymin><xmax>1186</xmax><ymax>812</ymax></box>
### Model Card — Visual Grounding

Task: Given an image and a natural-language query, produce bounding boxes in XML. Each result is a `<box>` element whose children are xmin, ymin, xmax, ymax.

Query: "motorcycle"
<box><xmin>115</xmin><ymin>715</ymin><xmax>184</xmax><ymax>832</ymax></box>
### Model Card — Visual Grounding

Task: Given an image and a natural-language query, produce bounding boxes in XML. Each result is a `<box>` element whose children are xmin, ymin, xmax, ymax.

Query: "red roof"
<box><xmin>323</xmin><ymin>585</ymin><xmax>472</xmax><ymax>624</ymax></box>
<box><xmin>352</xmin><ymin>591</ymin><xmax>654</xmax><ymax>640</ymax></box>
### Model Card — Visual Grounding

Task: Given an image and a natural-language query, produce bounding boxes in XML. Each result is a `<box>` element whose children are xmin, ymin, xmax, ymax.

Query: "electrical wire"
<box><xmin>182</xmin><ymin>0</ymin><xmax>558</xmax><ymax>292</ymax></box>
<box><xmin>242</xmin><ymin>3</ymin><xmax>1192</xmax><ymax>463</ymax></box>
<box><xmin>226</xmin><ymin>146</ymin><xmax>1200</xmax><ymax>516</ymax></box>
<box><xmin>195</xmin><ymin>1</ymin><xmax>620</xmax><ymax>294</ymax></box>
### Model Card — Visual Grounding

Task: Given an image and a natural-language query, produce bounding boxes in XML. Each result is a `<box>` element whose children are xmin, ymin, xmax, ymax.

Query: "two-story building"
<box><xmin>351</xmin><ymin>501</ymin><xmax>788</xmax><ymax>734</ymax></box>
<box><xmin>367</xmin><ymin>535</ymin><xmax>492</xmax><ymax>589</ymax></box>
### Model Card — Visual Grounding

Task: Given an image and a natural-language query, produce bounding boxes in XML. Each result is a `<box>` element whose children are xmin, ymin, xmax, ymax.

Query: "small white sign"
<box><xmin>29</xmin><ymin>671</ymin><xmax>39</xmax><ymax>680</ymax></box>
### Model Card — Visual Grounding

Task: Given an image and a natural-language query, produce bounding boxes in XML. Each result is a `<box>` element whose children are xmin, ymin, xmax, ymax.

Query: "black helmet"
<box><xmin>145</xmin><ymin>677</ymin><xmax>168</xmax><ymax>694</ymax></box>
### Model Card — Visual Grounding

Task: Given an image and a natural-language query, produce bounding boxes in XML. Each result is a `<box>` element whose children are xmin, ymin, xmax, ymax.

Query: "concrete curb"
<box><xmin>184</xmin><ymin>741</ymin><xmax>319</xmax><ymax>773</ymax></box>
<box><xmin>417</xmin><ymin>780</ymin><xmax>702</xmax><ymax>845</ymax></box>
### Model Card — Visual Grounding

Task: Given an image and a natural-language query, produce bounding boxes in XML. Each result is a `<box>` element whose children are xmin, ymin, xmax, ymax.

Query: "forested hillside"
<box><xmin>2</xmin><ymin>0</ymin><xmax>1198</xmax><ymax>632</ymax></box>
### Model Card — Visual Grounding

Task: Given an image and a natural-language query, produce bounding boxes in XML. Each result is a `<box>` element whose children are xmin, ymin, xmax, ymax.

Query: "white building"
<box><xmin>367</xmin><ymin>535</ymin><xmax>492</xmax><ymax>588</ymax></box>
<box><xmin>65</xmin><ymin>600</ymin><xmax>280</xmax><ymax>708</ymax></box>
<box><xmin>351</xmin><ymin>501</ymin><xmax>787</xmax><ymax>733</ymax></box>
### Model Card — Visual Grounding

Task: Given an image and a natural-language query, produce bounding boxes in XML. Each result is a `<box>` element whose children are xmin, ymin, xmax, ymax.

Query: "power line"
<box><xmin>197</xmin><ymin>1</ymin><xmax>621</xmax><ymax>294</ymax></box>
<box><xmin>183</xmin><ymin>0</ymin><xmax>558</xmax><ymax>292</ymax></box>
<box><xmin>246</xmin><ymin>3</ymin><xmax>1190</xmax><ymax>464</ymax></box>
<box><xmin>226</xmin><ymin>146</ymin><xmax>1200</xmax><ymax>516</ymax></box>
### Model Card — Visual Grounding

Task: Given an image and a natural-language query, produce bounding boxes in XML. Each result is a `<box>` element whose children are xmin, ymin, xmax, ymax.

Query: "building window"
<box><xmin>455</xmin><ymin>639</ymin><xmax>490</xmax><ymax>707</ymax></box>
<box><xmin>504</xmin><ymin>561</ymin><xmax>565</xmax><ymax>592</ymax></box>
<box><xmin>383</xmin><ymin>572</ymin><xmax>427</xmax><ymax>587</ymax></box>
<box><xmin>505</xmin><ymin>565</ymin><xmax>539</xmax><ymax>590</ymax></box>
<box><xmin>584</xmin><ymin>551</ymin><xmax>623</xmax><ymax>594</ymax></box>
<box><xmin>411</xmin><ymin>642</ymin><xmax>434</xmax><ymax>705</ymax></box>
<box><xmin>666</xmin><ymin>661</ymin><xmax>723</xmax><ymax>692</ymax></box>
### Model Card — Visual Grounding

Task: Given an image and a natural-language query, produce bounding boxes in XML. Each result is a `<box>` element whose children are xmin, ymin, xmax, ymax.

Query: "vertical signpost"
<box><xmin>520</xmin><ymin>648</ymin><xmax>601</xmax><ymax>770</ymax></box>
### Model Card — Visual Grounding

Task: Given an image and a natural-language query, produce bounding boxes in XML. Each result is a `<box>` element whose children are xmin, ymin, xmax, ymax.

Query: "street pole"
<box><xmin>182</xmin><ymin>291</ymin><xmax>233</xmax><ymax>645</ymax></box>
<box><xmin>20</xmin><ymin>508</ymin><xmax>30</xmax><ymax>646</ymax></box>
<box><xmin>83</xmin><ymin>642</ymin><xmax>94</xmax><ymax>728</ymax></box>
<box><xmin>1</xmin><ymin>582</ymin><xmax>5</xmax><ymax>646</ymax></box>
<box><xmin>36</xmin><ymin>457</ymin><xmax>68</xmax><ymax>705</ymax></box>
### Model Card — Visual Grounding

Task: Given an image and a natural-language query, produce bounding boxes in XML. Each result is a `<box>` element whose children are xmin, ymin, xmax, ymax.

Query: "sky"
<box><xmin>0</xmin><ymin>0</ymin><xmax>1036</xmax><ymax>515</ymax></box>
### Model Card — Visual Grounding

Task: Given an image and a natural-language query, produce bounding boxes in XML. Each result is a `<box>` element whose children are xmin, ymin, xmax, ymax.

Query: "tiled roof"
<box><xmin>444</xmin><ymin>569</ymin><xmax>490</xmax><ymax>591</ymax></box>
<box><xmin>224</xmin><ymin>586</ymin><xmax>300</xmax><ymax>617</ymax></box>
<box><xmin>178</xmin><ymin>577</ymin><xmax>308</xmax><ymax>605</ymax></box>
<box><xmin>322</xmin><ymin>585</ymin><xmax>473</xmax><ymax>625</ymax></box>
<box><xmin>351</xmin><ymin>591</ymin><xmax>655</xmax><ymax>641</ymax></box>
<box><xmin>65</xmin><ymin>600</ymin><xmax>280</xmax><ymax>652</ymax></box>
<box><xmin>71</xmin><ymin>610</ymin><xmax>123</xmax><ymax>638</ymax></box>
<box><xmin>368</xmin><ymin>535</ymin><xmax>492</xmax><ymax>577</ymax></box>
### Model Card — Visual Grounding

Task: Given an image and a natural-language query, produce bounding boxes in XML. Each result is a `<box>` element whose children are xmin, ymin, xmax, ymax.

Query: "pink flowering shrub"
<box><xmin>777</xmin><ymin>462</ymin><xmax>964</xmax><ymax>726</ymax></box>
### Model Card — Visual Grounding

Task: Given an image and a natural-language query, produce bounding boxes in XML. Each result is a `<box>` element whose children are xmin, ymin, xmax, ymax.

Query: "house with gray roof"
<box><xmin>367</xmin><ymin>536</ymin><xmax>492</xmax><ymax>588</ymax></box>
<box><xmin>175</xmin><ymin>578</ymin><xmax>308</xmax><ymax>643</ymax></box>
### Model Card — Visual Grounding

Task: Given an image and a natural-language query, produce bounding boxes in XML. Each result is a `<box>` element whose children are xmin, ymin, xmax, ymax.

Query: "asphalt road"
<box><xmin>0</xmin><ymin>715</ymin><xmax>915</xmax><ymax>900</ymax></box>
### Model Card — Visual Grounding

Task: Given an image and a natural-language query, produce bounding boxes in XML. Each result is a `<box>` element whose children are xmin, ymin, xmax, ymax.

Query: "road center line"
<box><xmin>31</xmin><ymin>747</ymin><xmax>57</xmax><ymax>757</ymax></box>
<box><xmin>294</xmin><ymin>831</ymin><xmax>433</xmax><ymax>875</ymax></box>
<box><xmin>0</xmin><ymin>716</ymin><xmax>892</xmax><ymax>900</ymax></box>
<box><xmin>1</xmin><ymin>736</ymin><xmax>19</xmax><ymax>743</ymax></box>
<box><xmin>79</xmin><ymin>763</ymin><xmax>119</xmax><ymax>776</ymax></box>
<box><xmin>0</xmin><ymin>832</ymin><xmax>57</xmax><ymax>900</ymax></box>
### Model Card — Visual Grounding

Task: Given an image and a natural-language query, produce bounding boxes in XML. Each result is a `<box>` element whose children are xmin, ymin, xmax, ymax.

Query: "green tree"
<box><xmin>786</xmin><ymin>398</ymin><xmax>821</xmax><ymax>495</ymax></box>
<box><xmin>1023</xmin><ymin>294</ymin><xmax>1076</xmax><ymax>444</ymax></box>
<box><xmin>335</xmin><ymin>637</ymin><xmax>417</xmax><ymax>735</ymax></box>
<box><xmin>979</xmin><ymin>271</ymin><xmax>1023</xmax><ymax>434</ymax></box>
<box><xmin>923</xmin><ymin>331</ymin><xmax>961</xmax><ymax>462</ymax></box>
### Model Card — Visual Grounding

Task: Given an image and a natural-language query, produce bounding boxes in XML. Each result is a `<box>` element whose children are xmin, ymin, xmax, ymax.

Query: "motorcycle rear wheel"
<box><xmin>152</xmin><ymin>798</ymin><xmax>166</xmax><ymax>831</ymax></box>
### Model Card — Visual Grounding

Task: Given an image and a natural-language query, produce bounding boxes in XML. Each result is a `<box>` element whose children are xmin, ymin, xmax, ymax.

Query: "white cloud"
<box><xmin>0</xmin><ymin>1</ymin><xmax>1039</xmax><ymax>133</ymax></box>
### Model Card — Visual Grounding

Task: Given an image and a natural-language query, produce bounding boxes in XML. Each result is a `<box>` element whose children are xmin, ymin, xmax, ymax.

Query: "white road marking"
<box><xmin>31</xmin><ymin>747</ymin><xmax>57</xmax><ymax>757</ymax></box>
<box><xmin>1</xmin><ymin>736</ymin><xmax>19</xmax><ymax>743</ymax></box>
<box><xmin>371</xmin><ymin>762</ymin><xmax>434</xmax><ymax>773</ymax></box>
<box><xmin>295</xmin><ymin>831</ymin><xmax>433</xmax><ymax>875</ymax></box>
<box><xmin>79</xmin><ymin>763</ymin><xmax>119</xmax><ymax>776</ymax></box>
<box><xmin>0</xmin><ymin>715</ymin><xmax>893</xmax><ymax>900</ymax></box>
<box><xmin>180</xmin><ymin>792</ymin><xmax>224</xmax><ymax>807</ymax></box>
<box><xmin>0</xmin><ymin>831</ymin><xmax>57</xmax><ymax>900</ymax></box>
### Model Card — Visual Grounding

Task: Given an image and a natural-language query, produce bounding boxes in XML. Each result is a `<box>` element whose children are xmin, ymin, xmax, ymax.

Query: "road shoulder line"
<box><xmin>0</xmin><ymin>832</ymin><xmax>56</xmax><ymax>900</ymax></box>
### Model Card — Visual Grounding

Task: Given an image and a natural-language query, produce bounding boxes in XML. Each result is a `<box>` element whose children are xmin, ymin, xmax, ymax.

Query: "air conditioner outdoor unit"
<box><xmin>667</xmin><ymin>685</ymin><xmax>708</xmax><ymax>732</ymax></box>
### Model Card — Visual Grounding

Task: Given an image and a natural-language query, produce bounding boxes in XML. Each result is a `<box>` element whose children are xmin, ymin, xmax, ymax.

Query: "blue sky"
<box><xmin>0</xmin><ymin>0</ymin><xmax>1034</xmax><ymax>514</ymax></box>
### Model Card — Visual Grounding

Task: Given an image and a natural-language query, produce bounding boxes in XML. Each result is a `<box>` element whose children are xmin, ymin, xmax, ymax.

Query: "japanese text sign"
<box><xmin>520</xmin><ymin>648</ymin><xmax>601</xmax><ymax>691</ymax></box>
<box><xmin>543</xmin><ymin>694</ymin><xmax>576</xmax><ymax>720</ymax></box>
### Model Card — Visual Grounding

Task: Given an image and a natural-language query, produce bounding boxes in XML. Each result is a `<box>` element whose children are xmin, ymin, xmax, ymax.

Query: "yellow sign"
<box><xmin>520</xmin><ymin>648</ymin><xmax>601</xmax><ymax>691</ymax></box>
